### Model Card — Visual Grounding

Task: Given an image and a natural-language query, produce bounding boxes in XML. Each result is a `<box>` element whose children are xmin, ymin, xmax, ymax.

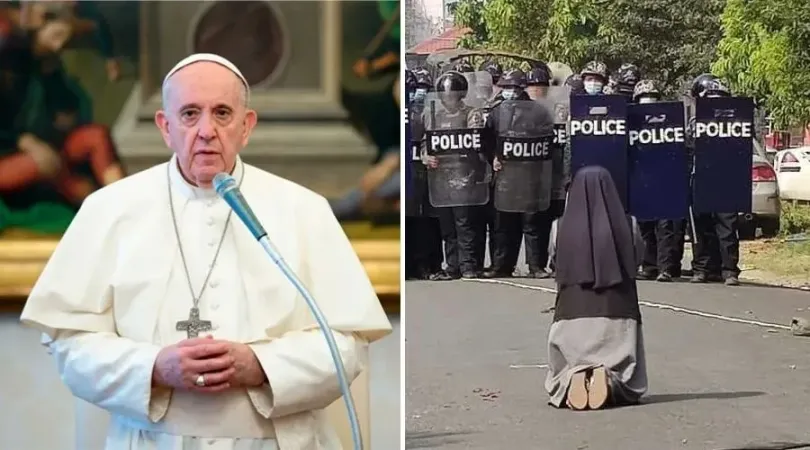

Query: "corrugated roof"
<box><xmin>407</xmin><ymin>27</ymin><xmax>471</xmax><ymax>54</ymax></box>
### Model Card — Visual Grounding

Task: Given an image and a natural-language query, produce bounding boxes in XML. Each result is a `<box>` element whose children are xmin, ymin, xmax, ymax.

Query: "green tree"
<box><xmin>453</xmin><ymin>0</ymin><xmax>724</xmax><ymax>96</ymax></box>
<box><xmin>712</xmin><ymin>0</ymin><xmax>810</xmax><ymax>128</ymax></box>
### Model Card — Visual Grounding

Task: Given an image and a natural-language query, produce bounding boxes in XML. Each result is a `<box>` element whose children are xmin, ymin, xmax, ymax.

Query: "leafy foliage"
<box><xmin>453</xmin><ymin>0</ymin><xmax>810</xmax><ymax>124</ymax></box>
<box><xmin>712</xmin><ymin>0</ymin><xmax>810</xmax><ymax>128</ymax></box>
<box><xmin>453</xmin><ymin>0</ymin><xmax>724</xmax><ymax>96</ymax></box>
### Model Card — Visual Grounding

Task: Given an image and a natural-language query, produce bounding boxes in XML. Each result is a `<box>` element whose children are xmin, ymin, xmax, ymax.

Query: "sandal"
<box><xmin>566</xmin><ymin>371</ymin><xmax>589</xmax><ymax>410</ymax></box>
<box><xmin>587</xmin><ymin>366</ymin><xmax>609</xmax><ymax>410</ymax></box>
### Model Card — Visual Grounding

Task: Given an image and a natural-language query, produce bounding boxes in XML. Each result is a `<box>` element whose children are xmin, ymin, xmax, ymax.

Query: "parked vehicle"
<box><xmin>773</xmin><ymin>146</ymin><xmax>810</xmax><ymax>202</ymax></box>
<box><xmin>742</xmin><ymin>146</ymin><xmax>781</xmax><ymax>238</ymax></box>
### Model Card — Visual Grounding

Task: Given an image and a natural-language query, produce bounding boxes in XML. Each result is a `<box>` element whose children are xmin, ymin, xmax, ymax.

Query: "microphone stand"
<box><xmin>257</xmin><ymin>235</ymin><xmax>364</xmax><ymax>450</ymax></box>
<box><xmin>213</xmin><ymin>173</ymin><xmax>363</xmax><ymax>450</ymax></box>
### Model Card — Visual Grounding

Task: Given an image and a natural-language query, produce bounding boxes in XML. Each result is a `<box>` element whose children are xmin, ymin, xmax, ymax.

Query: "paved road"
<box><xmin>405</xmin><ymin>277</ymin><xmax>810</xmax><ymax>450</ymax></box>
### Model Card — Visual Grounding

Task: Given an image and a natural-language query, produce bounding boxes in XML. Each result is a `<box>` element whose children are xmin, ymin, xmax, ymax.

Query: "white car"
<box><xmin>773</xmin><ymin>146</ymin><xmax>810</xmax><ymax>202</ymax></box>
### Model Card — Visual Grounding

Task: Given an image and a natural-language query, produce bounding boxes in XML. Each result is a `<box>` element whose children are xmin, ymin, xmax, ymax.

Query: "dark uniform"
<box><xmin>484</xmin><ymin>68</ymin><xmax>555</xmax><ymax>278</ymax></box>
<box><xmin>421</xmin><ymin>71</ymin><xmax>489</xmax><ymax>278</ymax></box>
<box><xmin>686</xmin><ymin>75</ymin><xmax>741</xmax><ymax>286</ymax></box>
<box><xmin>630</xmin><ymin>80</ymin><xmax>686</xmax><ymax>281</ymax></box>
<box><xmin>526</xmin><ymin>65</ymin><xmax>565</xmax><ymax>274</ymax></box>
<box><xmin>405</xmin><ymin>69</ymin><xmax>444</xmax><ymax>280</ymax></box>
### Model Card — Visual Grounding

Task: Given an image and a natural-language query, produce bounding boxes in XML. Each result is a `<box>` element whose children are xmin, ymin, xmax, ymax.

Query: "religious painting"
<box><xmin>334</xmin><ymin>0</ymin><xmax>401</xmax><ymax>225</ymax></box>
<box><xmin>0</xmin><ymin>1</ymin><xmax>138</xmax><ymax>236</ymax></box>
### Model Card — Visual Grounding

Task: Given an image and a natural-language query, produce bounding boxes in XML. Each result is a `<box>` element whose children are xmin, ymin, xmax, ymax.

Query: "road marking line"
<box><xmin>509</xmin><ymin>364</ymin><xmax>548</xmax><ymax>369</ymax></box>
<box><xmin>463</xmin><ymin>278</ymin><xmax>792</xmax><ymax>331</ymax></box>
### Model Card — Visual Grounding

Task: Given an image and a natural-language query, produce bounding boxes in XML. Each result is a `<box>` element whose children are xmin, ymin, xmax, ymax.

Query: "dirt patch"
<box><xmin>739</xmin><ymin>239</ymin><xmax>810</xmax><ymax>289</ymax></box>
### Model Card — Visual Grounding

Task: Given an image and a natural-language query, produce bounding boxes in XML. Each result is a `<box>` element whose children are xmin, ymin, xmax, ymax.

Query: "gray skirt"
<box><xmin>545</xmin><ymin>317</ymin><xmax>648</xmax><ymax>407</ymax></box>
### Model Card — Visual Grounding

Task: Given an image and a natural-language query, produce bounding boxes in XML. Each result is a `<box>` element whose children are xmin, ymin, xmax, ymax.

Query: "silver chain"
<box><xmin>166</xmin><ymin>161</ymin><xmax>244</xmax><ymax>309</ymax></box>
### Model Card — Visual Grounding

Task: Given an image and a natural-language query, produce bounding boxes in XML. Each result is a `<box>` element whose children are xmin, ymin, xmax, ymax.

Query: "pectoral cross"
<box><xmin>176</xmin><ymin>306</ymin><xmax>213</xmax><ymax>338</ymax></box>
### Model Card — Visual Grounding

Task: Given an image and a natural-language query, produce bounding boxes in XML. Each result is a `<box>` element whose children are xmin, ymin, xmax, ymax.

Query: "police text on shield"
<box><xmin>429</xmin><ymin>132</ymin><xmax>482</xmax><ymax>153</ymax></box>
<box><xmin>570</xmin><ymin>119</ymin><xmax>626</xmax><ymax>136</ymax></box>
<box><xmin>694</xmin><ymin>122</ymin><xmax>753</xmax><ymax>139</ymax></box>
<box><xmin>629</xmin><ymin>127</ymin><xmax>685</xmax><ymax>146</ymax></box>
<box><xmin>501</xmin><ymin>140</ymin><xmax>550</xmax><ymax>160</ymax></box>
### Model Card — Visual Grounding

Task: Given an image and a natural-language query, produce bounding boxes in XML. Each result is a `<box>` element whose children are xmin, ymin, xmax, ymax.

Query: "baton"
<box><xmin>688</xmin><ymin>205</ymin><xmax>699</xmax><ymax>246</ymax></box>
<box><xmin>688</xmin><ymin>159</ymin><xmax>699</xmax><ymax>245</ymax></box>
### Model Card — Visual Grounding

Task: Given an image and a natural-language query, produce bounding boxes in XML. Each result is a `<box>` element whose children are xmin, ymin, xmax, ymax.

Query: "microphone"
<box><xmin>213</xmin><ymin>173</ymin><xmax>267</xmax><ymax>240</ymax></box>
<box><xmin>212</xmin><ymin>171</ymin><xmax>364</xmax><ymax>450</ymax></box>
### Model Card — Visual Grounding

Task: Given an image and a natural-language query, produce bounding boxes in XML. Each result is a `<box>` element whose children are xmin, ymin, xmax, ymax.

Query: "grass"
<box><xmin>739</xmin><ymin>202</ymin><xmax>810</xmax><ymax>287</ymax></box>
<box><xmin>741</xmin><ymin>239</ymin><xmax>810</xmax><ymax>287</ymax></box>
<box><xmin>780</xmin><ymin>201</ymin><xmax>810</xmax><ymax>236</ymax></box>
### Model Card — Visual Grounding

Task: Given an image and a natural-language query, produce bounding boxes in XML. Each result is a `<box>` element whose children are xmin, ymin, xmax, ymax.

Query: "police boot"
<box><xmin>637</xmin><ymin>268</ymin><xmax>658</xmax><ymax>280</ymax></box>
<box><xmin>707</xmin><ymin>273</ymin><xmax>724</xmax><ymax>283</ymax></box>
<box><xmin>431</xmin><ymin>270</ymin><xmax>459</xmax><ymax>281</ymax></box>
<box><xmin>690</xmin><ymin>272</ymin><xmax>708</xmax><ymax>283</ymax></box>
<box><xmin>529</xmin><ymin>269</ymin><xmax>551</xmax><ymax>279</ymax></box>
<box><xmin>482</xmin><ymin>268</ymin><xmax>512</xmax><ymax>278</ymax></box>
<box><xmin>656</xmin><ymin>272</ymin><xmax>674</xmax><ymax>282</ymax></box>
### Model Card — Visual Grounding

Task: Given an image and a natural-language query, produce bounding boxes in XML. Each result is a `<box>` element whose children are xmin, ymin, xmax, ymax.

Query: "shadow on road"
<box><xmin>405</xmin><ymin>431</ymin><xmax>474</xmax><ymax>449</ymax></box>
<box><xmin>642</xmin><ymin>390</ymin><xmax>766</xmax><ymax>404</ymax></box>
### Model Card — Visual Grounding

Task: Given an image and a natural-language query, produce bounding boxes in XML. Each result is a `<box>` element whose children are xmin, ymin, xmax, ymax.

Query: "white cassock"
<box><xmin>20</xmin><ymin>155</ymin><xmax>392</xmax><ymax>450</ymax></box>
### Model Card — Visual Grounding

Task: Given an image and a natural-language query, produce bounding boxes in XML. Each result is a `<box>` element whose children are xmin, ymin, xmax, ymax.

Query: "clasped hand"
<box><xmin>152</xmin><ymin>336</ymin><xmax>266</xmax><ymax>393</ymax></box>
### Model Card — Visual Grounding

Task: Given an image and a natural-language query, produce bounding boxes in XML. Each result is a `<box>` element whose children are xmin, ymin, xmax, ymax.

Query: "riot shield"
<box><xmin>569</xmin><ymin>94</ymin><xmax>629</xmax><ymax>207</ymax></box>
<box><xmin>550</xmin><ymin>86</ymin><xmax>571</xmax><ymax>201</ymax></box>
<box><xmin>405</xmin><ymin>103</ymin><xmax>436</xmax><ymax>217</ymax></box>
<box><xmin>405</xmin><ymin>100</ymin><xmax>413</xmax><ymax>205</ymax></box>
<box><xmin>492</xmin><ymin>96</ymin><xmax>557</xmax><ymax>212</ymax></box>
<box><xmin>423</xmin><ymin>91</ymin><xmax>491</xmax><ymax>208</ymax></box>
<box><xmin>627</xmin><ymin>101</ymin><xmax>689</xmax><ymax>220</ymax></box>
<box><xmin>692</xmin><ymin>96</ymin><xmax>754</xmax><ymax>214</ymax></box>
<box><xmin>463</xmin><ymin>71</ymin><xmax>494</xmax><ymax>108</ymax></box>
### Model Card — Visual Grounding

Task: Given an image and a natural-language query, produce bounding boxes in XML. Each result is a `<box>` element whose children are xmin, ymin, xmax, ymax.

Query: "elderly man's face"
<box><xmin>155</xmin><ymin>62</ymin><xmax>257</xmax><ymax>187</ymax></box>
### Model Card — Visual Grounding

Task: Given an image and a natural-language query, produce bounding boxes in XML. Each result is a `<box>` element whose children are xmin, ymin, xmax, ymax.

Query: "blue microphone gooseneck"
<box><xmin>213</xmin><ymin>173</ymin><xmax>363</xmax><ymax>450</ymax></box>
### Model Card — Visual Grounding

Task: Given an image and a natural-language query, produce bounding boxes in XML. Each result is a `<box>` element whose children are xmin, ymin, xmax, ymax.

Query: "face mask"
<box><xmin>638</xmin><ymin>97</ymin><xmax>657</xmax><ymax>104</ymax></box>
<box><xmin>413</xmin><ymin>88</ymin><xmax>427</xmax><ymax>102</ymax></box>
<box><xmin>502</xmin><ymin>89</ymin><xmax>519</xmax><ymax>100</ymax></box>
<box><xmin>584</xmin><ymin>81</ymin><xmax>604</xmax><ymax>95</ymax></box>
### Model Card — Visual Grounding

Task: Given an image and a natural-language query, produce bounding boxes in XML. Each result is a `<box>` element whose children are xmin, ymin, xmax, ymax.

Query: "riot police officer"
<box><xmin>421</xmin><ymin>71</ymin><xmax>490</xmax><ymax>278</ymax></box>
<box><xmin>479</xmin><ymin>59</ymin><xmax>503</xmax><ymax>99</ymax></box>
<box><xmin>688</xmin><ymin>74</ymin><xmax>741</xmax><ymax>286</ymax></box>
<box><xmin>411</xmin><ymin>67</ymin><xmax>432</xmax><ymax>104</ymax></box>
<box><xmin>483</xmin><ymin>68</ymin><xmax>555</xmax><ymax>278</ymax></box>
<box><xmin>631</xmin><ymin>80</ymin><xmax>687</xmax><ymax>281</ymax></box>
<box><xmin>405</xmin><ymin>69</ymin><xmax>417</xmax><ymax>101</ymax></box>
<box><xmin>565</xmin><ymin>73</ymin><xmax>586</xmax><ymax>95</ymax></box>
<box><xmin>580</xmin><ymin>60</ymin><xmax>609</xmax><ymax>95</ymax></box>
<box><xmin>453</xmin><ymin>60</ymin><xmax>475</xmax><ymax>73</ymax></box>
<box><xmin>528</xmin><ymin>64</ymin><xmax>567</xmax><ymax>271</ymax></box>
<box><xmin>612</xmin><ymin>63</ymin><xmax>641</xmax><ymax>99</ymax></box>
<box><xmin>526</xmin><ymin>65</ymin><xmax>551</xmax><ymax>100</ymax></box>
<box><xmin>405</xmin><ymin>69</ymin><xmax>445</xmax><ymax>280</ymax></box>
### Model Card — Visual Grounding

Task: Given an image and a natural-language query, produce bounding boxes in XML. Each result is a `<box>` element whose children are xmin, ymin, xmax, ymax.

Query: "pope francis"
<box><xmin>19</xmin><ymin>53</ymin><xmax>393</xmax><ymax>450</ymax></box>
